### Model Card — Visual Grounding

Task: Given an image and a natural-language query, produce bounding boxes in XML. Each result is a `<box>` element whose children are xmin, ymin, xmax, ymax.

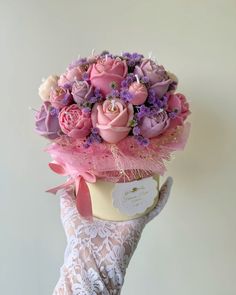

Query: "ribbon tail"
<box><xmin>46</xmin><ymin>179</ymin><xmax>74</xmax><ymax>195</ymax></box>
<box><xmin>75</xmin><ymin>177</ymin><xmax>93</xmax><ymax>220</ymax></box>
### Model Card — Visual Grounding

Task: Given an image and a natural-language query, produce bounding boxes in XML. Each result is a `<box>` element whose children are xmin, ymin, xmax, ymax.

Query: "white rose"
<box><xmin>38</xmin><ymin>75</ymin><xmax>59</xmax><ymax>101</ymax></box>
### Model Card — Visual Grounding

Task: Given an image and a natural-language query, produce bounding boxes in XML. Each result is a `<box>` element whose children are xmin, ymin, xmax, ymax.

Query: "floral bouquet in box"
<box><xmin>35</xmin><ymin>50</ymin><xmax>191</xmax><ymax>220</ymax></box>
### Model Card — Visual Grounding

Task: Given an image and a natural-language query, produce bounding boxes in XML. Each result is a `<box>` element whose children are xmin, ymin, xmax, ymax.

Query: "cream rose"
<box><xmin>38</xmin><ymin>75</ymin><xmax>59</xmax><ymax>101</ymax></box>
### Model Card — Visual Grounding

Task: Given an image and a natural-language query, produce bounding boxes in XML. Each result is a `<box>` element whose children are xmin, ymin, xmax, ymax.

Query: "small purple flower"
<box><xmin>162</xmin><ymin>95</ymin><xmax>168</xmax><ymax>103</ymax></box>
<box><xmin>88</xmin><ymin>96</ymin><xmax>99</xmax><ymax>104</ymax></box>
<box><xmin>147</xmin><ymin>89</ymin><xmax>158</xmax><ymax>105</ymax></box>
<box><xmin>141</xmin><ymin>105</ymin><xmax>149</xmax><ymax>113</ymax></box>
<box><xmin>122</xmin><ymin>52</ymin><xmax>132</xmax><ymax>59</ymax></box>
<box><xmin>67</xmin><ymin>60</ymin><xmax>80</xmax><ymax>70</ymax></box>
<box><xmin>121</xmin><ymin>80</ymin><xmax>128</xmax><ymax>88</ymax></box>
<box><xmin>127</xmin><ymin>60</ymin><xmax>136</xmax><ymax>67</ymax></box>
<box><xmin>141</xmin><ymin>76</ymin><xmax>149</xmax><ymax>84</ymax></box>
<box><xmin>147</xmin><ymin>95</ymin><xmax>156</xmax><ymax>105</ymax></box>
<box><xmin>94</xmin><ymin>88</ymin><xmax>101</xmax><ymax>96</ymax></box>
<box><xmin>149</xmin><ymin>107</ymin><xmax>160</xmax><ymax>116</ymax></box>
<box><xmin>92</xmin><ymin>133</ymin><xmax>102</xmax><ymax>143</ymax></box>
<box><xmin>148</xmin><ymin>88</ymin><xmax>156</xmax><ymax>98</ymax></box>
<box><xmin>141</xmin><ymin>137</ymin><xmax>150</xmax><ymax>146</ymax></box>
<box><xmin>132</xmin><ymin>52</ymin><xmax>144</xmax><ymax>61</ymax></box>
<box><xmin>82</xmin><ymin>72</ymin><xmax>90</xmax><ymax>81</ymax></box>
<box><xmin>91</xmin><ymin>127</ymin><xmax>99</xmax><ymax>134</ymax></box>
<box><xmin>83</xmin><ymin>142</ymin><xmax>90</xmax><ymax>149</ymax></box>
<box><xmin>137</xmin><ymin>105</ymin><xmax>151</xmax><ymax>120</ymax></box>
<box><xmin>68</xmin><ymin>57</ymin><xmax>88</xmax><ymax>70</ymax></box>
<box><xmin>50</xmin><ymin>107</ymin><xmax>59</xmax><ymax>116</ymax></box>
<box><xmin>87</xmin><ymin>136</ymin><xmax>93</xmax><ymax>145</ymax></box>
<box><xmin>62</xmin><ymin>83</ymin><xmax>71</xmax><ymax>90</ymax></box>
<box><xmin>127</xmin><ymin>73</ymin><xmax>135</xmax><ymax>82</ymax></box>
<box><xmin>82</xmin><ymin>107</ymin><xmax>91</xmax><ymax>114</ymax></box>
<box><xmin>120</xmin><ymin>88</ymin><xmax>133</xmax><ymax>102</ymax></box>
<box><xmin>132</xmin><ymin>126</ymin><xmax>140</xmax><ymax>136</ymax></box>
<box><xmin>134</xmin><ymin>135</ymin><xmax>150</xmax><ymax>146</ymax></box>
<box><xmin>78</xmin><ymin>58</ymin><xmax>88</xmax><ymax>65</ymax></box>
<box><xmin>111</xmin><ymin>89</ymin><xmax>120</xmax><ymax>98</ymax></box>
<box><xmin>134</xmin><ymin>135</ymin><xmax>144</xmax><ymax>143</ymax></box>
<box><xmin>88</xmin><ymin>90</ymin><xmax>103</xmax><ymax>103</ymax></box>
<box><xmin>120</xmin><ymin>74</ymin><xmax>135</xmax><ymax>90</ymax></box>
<box><xmin>84</xmin><ymin>130</ymin><xmax>103</xmax><ymax>147</ymax></box>
<box><xmin>168</xmin><ymin>111</ymin><xmax>178</xmax><ymax>119</ymax></box>
<box><xmin>62</xmin><ymin>92</ymin><xmax>72</xmax><ymax>105</ymax></box>
<box><xmin>122</xmin><ymin>52</ymin><xmax>144</xmax><ymax>68</ymax></box>
<box><xmin>154</xmin><ymin>100</ymin><xmax>162</xmax><ymax>109</ymax></box>
<box><xmin>100</xmin><ymin>51</ymin><xmax>115</xmax><ymax>59</ymax></box>
<box><xmin>100</xmin><ymin>50</ymin><xmax>110</xmax><ymax>56</ymax></box>
<box><xmin>107</xmin><ymin>53</ymin><xmax>115</xmax><ymax>58</ymax></box>
<box><xmin>156</xmin><ymin>95</ymin><xmax>168</xmax><ymax>109</ymax></box>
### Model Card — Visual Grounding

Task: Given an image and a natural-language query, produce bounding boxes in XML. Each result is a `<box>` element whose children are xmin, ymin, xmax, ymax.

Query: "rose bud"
<box><xmin>128</xmin><ymin>82</ymin><xmax>148</xmax><ymax>105</ymax></box>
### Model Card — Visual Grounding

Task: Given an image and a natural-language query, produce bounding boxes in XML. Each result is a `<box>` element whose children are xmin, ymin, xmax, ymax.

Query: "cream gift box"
<box><xmin>87</xmin><ymin>174</ymin><xmax>160</xmax><ymax>221</ymax></box>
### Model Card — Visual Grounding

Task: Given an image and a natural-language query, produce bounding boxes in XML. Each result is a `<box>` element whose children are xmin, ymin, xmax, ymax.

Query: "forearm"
<box><xmin>53</xmin><ymin>267</ymin><xmax>122</xmax><ymax>295</ymax></box>
<box><xmin>52</xmin><ymin>240</ymin><xmax>123</xmax><ymax>295</ymax></box>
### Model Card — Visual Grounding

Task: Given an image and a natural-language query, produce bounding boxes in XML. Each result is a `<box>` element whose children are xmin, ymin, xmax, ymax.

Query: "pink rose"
<box><xmin>50</xmin><ymin>87</ymin><xmax>73</xmax><ymax>109</ymax></box>
<box><xmin>71</xmin><ymin>81</ymin><xmax>93</xmax><ymax>105</ymax></box>
<box><xmin>58</xmin><ymin>65</ymin><xmax>92</xmax><ymax>88</ymax></box>
<box><xmin>139</xmin><ymin>111</ymin><xmax>170</xmax><ymax>139</ymax></box>
<box><xmin>90</xmin><ymin>57</ymin><xmax>128</xmax><ymax>96</ymax></box>
<box><xmin>134</xmin><ymin>59</ymin><xmax>174</xmax><ymax>98</ymax></box>
<box><xmin>91</xmin><ymin>98</ymin><xmax>134</xmax><ymax>143</ymax></box>
<box><xmin>59</xmin><ymin>104</ymin><xmax>92</xmax><ymax>138</ymax></box>
<box><xmin>167</xmin><ymin>93</ymin><xmax>191</xmax><ymax>129</ymax></box>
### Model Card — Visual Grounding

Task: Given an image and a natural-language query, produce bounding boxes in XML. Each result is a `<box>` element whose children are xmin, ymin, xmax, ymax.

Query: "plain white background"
<box><xmin>1</xmin><ymin>0</ymin><xmax>236</xmax><ymax>294</ymax></box>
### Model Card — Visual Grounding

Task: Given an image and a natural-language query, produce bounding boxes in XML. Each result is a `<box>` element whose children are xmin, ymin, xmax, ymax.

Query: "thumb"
<box><xmin>145</xmin><ymin>176</ymin><xmax>173</xmax><ymax>224</ymax></box>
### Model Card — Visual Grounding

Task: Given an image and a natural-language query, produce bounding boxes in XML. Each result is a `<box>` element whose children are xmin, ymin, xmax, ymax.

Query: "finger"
<box><xmin>145</xmin><ymin>176</ymin><xmax>173</xmax><ymax>223</ymax></box>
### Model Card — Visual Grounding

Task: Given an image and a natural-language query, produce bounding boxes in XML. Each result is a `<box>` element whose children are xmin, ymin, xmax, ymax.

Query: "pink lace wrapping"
<box><xmin>45</xmin><ymin>122</ymin><xmax>190</xmax><ymax>183</ymax></box>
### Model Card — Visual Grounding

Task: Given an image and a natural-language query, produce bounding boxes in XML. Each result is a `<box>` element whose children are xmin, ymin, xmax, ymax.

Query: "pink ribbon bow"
<box><xmin>46</xmin><ymin>162</ymin><xmax>96</xmax><ymax>219</ymax></box>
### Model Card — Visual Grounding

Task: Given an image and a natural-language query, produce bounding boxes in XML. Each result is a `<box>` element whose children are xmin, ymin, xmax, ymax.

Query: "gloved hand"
<box><xmin>52</xmin><ymin>177</ymin><xmax>173</xmax><ymax>295</ymax></box>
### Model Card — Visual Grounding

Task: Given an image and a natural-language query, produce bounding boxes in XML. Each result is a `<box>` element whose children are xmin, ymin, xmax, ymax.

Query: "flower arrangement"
<box><xmin>35</xmin><ymin>50</ymin><xmax>191</xmax><ymax>218</ymax></box>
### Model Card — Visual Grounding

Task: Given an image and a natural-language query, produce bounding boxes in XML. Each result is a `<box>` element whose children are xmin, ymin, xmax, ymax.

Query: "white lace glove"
<box><xmin>52</xmin><ymin>177</ymin><xmax>173</xmax><ymax>295</ymax></box>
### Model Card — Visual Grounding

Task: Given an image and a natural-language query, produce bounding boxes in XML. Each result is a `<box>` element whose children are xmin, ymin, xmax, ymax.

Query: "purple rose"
<box><xmin>134</xmin><ymin>59</ymin><xmax>175</xmax><ymax>98</ymax></box>
<box><xmin>35</xmin><ymin>101</ymin><xmax>61</xmax><ymax>140</ymax></box>
<box><xmin>50</xmin><ymin>87</ymin><xmax>73</xmax><ymax>109</ymax></box>
<box><xmin>139</xmin><ymin>111</ymin><xmax>170</xmax><ymax>138</ymax></box>
<box><xmin>71</xmin><ymin>81</ymin><xmax>93</xmax><ymax>105</ymax></box>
